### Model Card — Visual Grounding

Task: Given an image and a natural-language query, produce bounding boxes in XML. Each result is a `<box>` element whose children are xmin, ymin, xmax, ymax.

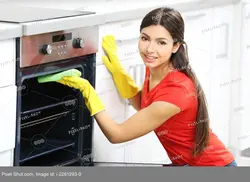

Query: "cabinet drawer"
<box><xmin>93</xmin><ymin>65</ymin><xmax>126</xmax><ymax>163</ymax></box>
<box><xmin>182</xmin><ymin>8</ymin><xmax>213</xmax><ymax>108</ymax></box>
<box><xmin>0</xmin><ymin>86</ymin><xmax>17</xmax><ymax>152</ymax></box>
<box><xmin>97</xmin><ymin>18</ymin><xmax>142</xmax><ymax>66</ymax></box>
<box><xmin>0</xmin><ymin>39</ymin><xmax>16</xmax><ymax>87</ymax></box>
<box><xmin>0</xmin><ymin>149</ymin><xmax>14</xmax><ymax>166</ymax></box>
<box><xmin>99</xmin><ymin>18</ymin><xmax>142</xmax><ymax>41</ymax></box>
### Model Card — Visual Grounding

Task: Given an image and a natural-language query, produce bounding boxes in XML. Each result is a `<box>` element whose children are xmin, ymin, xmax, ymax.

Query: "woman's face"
<box><xmin>138</xmin><ymin>25</ymin><xmax>179</xmax><ymax>69</ymax></box>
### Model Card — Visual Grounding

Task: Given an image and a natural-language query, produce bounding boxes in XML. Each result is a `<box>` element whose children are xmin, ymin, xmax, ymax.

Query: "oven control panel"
<box><xmin>20</xmin><ymin>26</ymin><xmax>98</xmax><ymax>68</ymax></box>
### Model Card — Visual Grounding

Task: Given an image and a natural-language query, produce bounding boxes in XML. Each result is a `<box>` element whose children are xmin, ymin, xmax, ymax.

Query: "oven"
<box><xmin>14</xmin><ymin>26</ymin><xmax>98</xmax><ymax>166</ymax></box>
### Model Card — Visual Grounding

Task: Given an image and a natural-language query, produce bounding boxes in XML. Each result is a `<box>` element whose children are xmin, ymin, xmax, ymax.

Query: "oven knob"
<box><xmin>73</xmin><ymin>38</ymin><xmax>84</xmax><ymax>48</ymax></box>
<box><xmin>40</xmin><ymin>44</ymin><xmax>52</xmax><ymax>55</ymax></box>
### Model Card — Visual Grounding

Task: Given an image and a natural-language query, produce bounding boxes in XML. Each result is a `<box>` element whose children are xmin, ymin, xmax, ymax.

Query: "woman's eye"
<box><xmin>158</xmin><ymin>41</ymin><xmax>167</xmax><ymax>45</ymax></box>
<box><xmin>141</xmin><ymin>36</ymin><xmax>148</xmax><ymax>41</ymax></box>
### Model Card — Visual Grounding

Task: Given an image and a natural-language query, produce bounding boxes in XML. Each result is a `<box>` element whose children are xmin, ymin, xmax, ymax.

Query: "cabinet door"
<box><xmin>182</xmin><ymin>8</ymin><xmax>213</xmax><ymax>109</ymax></box>
<box><xmin>96</xmin><ymin>18</ymin><xmax>165</xmax><ymax>164</ymax></box>
<box><xmin>0</xmin><ymin>86</ymin><xmax>17</xmax><ymax>152</ymax></box>
<box><xmin>0</xmin><ymin>39</ymin><xmax>16</xmax><ymax>87</ymax></box>
<box><xmin>92</xmin><ymin>19</ymin><xmax>142</xmax><ymax>163</ymax></box>
<box><xmin>92</xmin><ymin>65</ymin><xmax>126</xmax><ymax>163</ymax></box>
<box><xmin>209</xmin><ymin>5</ymin><xmax>234</xmax><ymax>147</ymax></box>
<box><xmin>237</xmin><ymin>3</ymin><xmax>250</xmax><ymax>165</ymax></box>
<box><xmin>0</xmin><ymin>149</ymin><xmax>14</xmax><ymax>166</ymax></box>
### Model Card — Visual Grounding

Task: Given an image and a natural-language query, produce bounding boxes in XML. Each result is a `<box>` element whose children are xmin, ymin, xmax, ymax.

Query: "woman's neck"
<box><xmin>149</xmin><ymin>62</ymin><xmax>173</xmax><ymax>81</ymax></box>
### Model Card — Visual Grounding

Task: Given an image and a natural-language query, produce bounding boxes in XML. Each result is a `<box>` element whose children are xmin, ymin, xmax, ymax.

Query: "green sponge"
<box><xmin>37</xmin><ymin>69</ymin><xmax>81</xmax><ymax>83</ymax></box>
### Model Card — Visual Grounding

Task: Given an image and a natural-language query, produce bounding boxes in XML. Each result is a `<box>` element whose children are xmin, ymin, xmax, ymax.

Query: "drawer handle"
<box><xmin>185</xmin><ymin>13</ymin><xmax>206</xmax><ymax>21</ymax></box>
<box><xmin>126</xmin><ymin>64</ymin><xmax>144</xmax><ymax>106</ymax></box>
<box><xmin>116</xmin><ymin>37</ymin><xmax>139</xmax><ymax>43</ymax></box>
<box><xmin>216</xmin><ymin>23</ymin><xmax>229</xmax><ymax>59</ymax></box>
<box><xmin>126</xmin><ymin>66</ymin><xmax>136</xmax><ymax>106</ymax></box>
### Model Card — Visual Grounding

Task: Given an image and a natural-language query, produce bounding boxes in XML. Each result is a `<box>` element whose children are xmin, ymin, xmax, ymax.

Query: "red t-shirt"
<box><xmin>141</xmin><ymin>67</ymin><xmax>235</xmax><ymax>166</ymax></box>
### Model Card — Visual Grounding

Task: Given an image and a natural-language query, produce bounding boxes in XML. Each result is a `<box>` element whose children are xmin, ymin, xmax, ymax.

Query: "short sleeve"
<box><xmin>153</xmin><ymin>83</ymin><xmax>193</xmax><ymax>111</ymax></box>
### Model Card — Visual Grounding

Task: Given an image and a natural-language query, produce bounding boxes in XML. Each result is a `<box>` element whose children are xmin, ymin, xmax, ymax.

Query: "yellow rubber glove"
<box><xmin>57</xmin><ymin>76</ymin><xmax>105</xmax><ymax>116</ymax></box>
<box><xmin>102</xmin><ymin>35</ymin><xmax>140</xmax><ymax>99</ymax></box>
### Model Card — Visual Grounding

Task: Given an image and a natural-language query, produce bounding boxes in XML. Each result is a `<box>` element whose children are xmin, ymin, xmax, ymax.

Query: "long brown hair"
<box><xmin>140</xmin><ymin>7</ymin><xmax>210</xmax><ymax>156</ymax></box>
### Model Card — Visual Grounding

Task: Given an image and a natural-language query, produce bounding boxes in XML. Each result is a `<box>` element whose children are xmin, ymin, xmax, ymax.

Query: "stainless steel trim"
<box><xmin>22</xmin><ymin>13</ymin><xmax>105</xmax><ymax>36</ymax></box>
<box><xmin>20</xmin><ymin>26</ymin><xmax>99</xmax><ymax>68</ymax></box>
<box><xmin>21</xmin><ymin>111</ymin><xmax>69</xmax><ymax>129</ymax></box>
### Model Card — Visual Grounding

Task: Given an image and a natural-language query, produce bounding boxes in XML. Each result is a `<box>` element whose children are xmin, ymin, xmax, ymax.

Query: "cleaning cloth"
<box><xmin>37</xmin><ymin>69</ymin><xmax>81</xmax><ymax>83</ymax></box>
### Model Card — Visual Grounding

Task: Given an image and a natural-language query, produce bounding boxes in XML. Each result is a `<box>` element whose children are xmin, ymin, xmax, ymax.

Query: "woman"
<box><xmin>57</xmin><ymin>7</ymin><xmax>237</xmax><ymax>166</ymax></box>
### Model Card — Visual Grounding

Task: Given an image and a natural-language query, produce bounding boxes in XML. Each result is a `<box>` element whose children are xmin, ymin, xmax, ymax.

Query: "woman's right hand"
<box><xmin>101</xmin><ymin>35</ymin><xmax>125</xmax><ymax>74</ymax></box>
<box><xmin>101</xmin><ymin>35</ymin><xmax>140</xmax><ymax>99</ymax></box>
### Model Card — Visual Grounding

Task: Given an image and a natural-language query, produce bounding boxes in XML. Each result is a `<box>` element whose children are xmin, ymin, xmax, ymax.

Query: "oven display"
<box><xmin>52</xmin><ymin>33</ymin><xmax>72</xmax><ymax>42</ymax></box>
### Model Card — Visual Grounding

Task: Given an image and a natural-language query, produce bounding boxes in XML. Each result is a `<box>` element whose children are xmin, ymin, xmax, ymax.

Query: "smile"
<box><xmin>144</xmin><ymin>54</ymin><xmax>158</xmax><ymax>62</ymax></box>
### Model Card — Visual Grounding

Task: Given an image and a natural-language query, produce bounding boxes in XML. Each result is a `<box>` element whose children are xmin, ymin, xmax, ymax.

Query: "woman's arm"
<box><xmin>94</xmin><ymin>101</ymin><xmax>181</xmax><ymax>144</ymax></box>
<box><xmin>127</xmin><ymin>91</ymin><xmax>142</xmax><ymax>111</ymax></box>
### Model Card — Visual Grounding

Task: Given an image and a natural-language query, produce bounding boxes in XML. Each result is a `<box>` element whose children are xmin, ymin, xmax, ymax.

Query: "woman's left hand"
<box><xmin>57</xmin><ymin>76</ymin><xmax>105</xmax><ymax>116</ymax></box>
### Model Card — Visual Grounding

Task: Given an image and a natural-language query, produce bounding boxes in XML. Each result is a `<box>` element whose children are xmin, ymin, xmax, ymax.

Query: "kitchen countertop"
<box><xmin>21</xmin><ymin>12</ymin><xmax>106</xmax><ymax>36</ymax></box>
<box><xmin>89</xmin><ymin>0</ymin><xmax>239</xmax><ymax>23</ymax></box>
<box><xmin>0</xmin><ymin>0</ymin><xmax>240</xmax><ymax>39</ymax></box>
<box><xmin>0</xmin><ymin>22</ymin><xmax>22</xmax><ymax>40</ymax></box>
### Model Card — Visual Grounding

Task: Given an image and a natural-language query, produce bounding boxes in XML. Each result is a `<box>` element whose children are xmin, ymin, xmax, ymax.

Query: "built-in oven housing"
<box><xmin>14</xmin><ymin>26</ymin><xmax>98</xmax><ymax>166</ymax></box>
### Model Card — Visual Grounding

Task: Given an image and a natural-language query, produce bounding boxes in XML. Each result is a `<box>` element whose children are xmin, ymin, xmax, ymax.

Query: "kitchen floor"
<box><xmin>94</xmin><ymin>163</ymin><xmax>163</xmax><ymax>167</ymax></box>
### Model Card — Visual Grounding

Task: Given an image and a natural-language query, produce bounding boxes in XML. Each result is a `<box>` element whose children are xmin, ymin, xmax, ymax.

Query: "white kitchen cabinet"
<box><xmin>182</xmin><ymin>6</ymin><xmax>234</xmax><ymax>145</ymax></box>
<box><xmin>0</xmin><ymin>86</ymin><xmax>17</xmax><ymax>152</ymax></box>
<box><xmin>93</xmin><ymin>18</ymin><xmax>142</xmax><ymax>163</ymax></box>
<box><xmin>209</xmin><ymin>4</ymin><xmax>234</xmax><ymax>148</ymax></box>
<box><xmin>0</xmin><ymin>39</ymin><xmax>16</xmax><ymax>87</ymax></box>
<box><xmin>237</xmin><ymin>2</ymin><xmax>250</xmax><ymax>165</ymax></box>
<box><xmin>92</xmin><ymin>64</ymin><xmax>126</xmax><ymax>163</ymax></box>
<box><xmin>0</xmin><ymin>149</ymin><xmax>14</xmax><ymax>166</ymax></box>
<box><xmin>182</xmin><ymin>5</ymin><xmax>234</xmax><ymax>151</ymax></box>
<box><xmin>182</xmin><ymin>8</ymin><xmax>213</xmax><ymax>109</ymax></box>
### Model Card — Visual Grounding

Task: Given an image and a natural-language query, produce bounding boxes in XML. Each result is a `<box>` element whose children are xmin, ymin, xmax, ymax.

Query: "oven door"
<box><xmin>14</xmin><ymin>54</ymin><xmax>96</xmax><ymax>166</ymax></box>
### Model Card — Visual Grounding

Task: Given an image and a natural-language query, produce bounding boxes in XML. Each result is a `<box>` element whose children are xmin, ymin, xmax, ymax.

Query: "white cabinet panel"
<box><xmin>0</xmin><ymin>39</ymin><xmax>16</xmax><ymax>87</ymax></box>
<box><xmin>238</xmin><ymin>3</ymin><xmax>250</xmax><ymax>157</ymax></box>
<box><xmin>209</xmin><ymin>5</ymin><xmax>234</xmax><ymax>147</ymax></box>
<box><xmin>182</xmin><ymin>8</ymin><xmax>213</xmax><ymax>109</ymax></box>
<box><xmin>92</xmin><ymin>65</ymin><xmax>126</xmax><ymax>163</ymax></box>
<box><xmin>0</xmin><ymin>149</ymin><xmax>14</xmax><ymax>166</ymax></box>
<box><xmin>94</xmin><ymin>19</ymin><xmax>146</xmax><ymax>164</ymax></box>
<box><xmin>97</xmin><ymin>18</ymin><xmax>142</xmax><ymax>66</ymax></box>
<box><xmin>0</xmin><ymin>86</ymin><xmax>17</xmax><ymax>152</ymax></box>
<box><xmin>124</xmin><ymin>131</ymin><xmax>170</xmax><ymax>164</ymax></box>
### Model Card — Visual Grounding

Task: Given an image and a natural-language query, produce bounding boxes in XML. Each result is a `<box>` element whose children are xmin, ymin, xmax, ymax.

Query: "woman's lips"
<box><xmin>144</xmin><ymin>54</ymin><xmax>157</xmax><ymax>63</ymax></box>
